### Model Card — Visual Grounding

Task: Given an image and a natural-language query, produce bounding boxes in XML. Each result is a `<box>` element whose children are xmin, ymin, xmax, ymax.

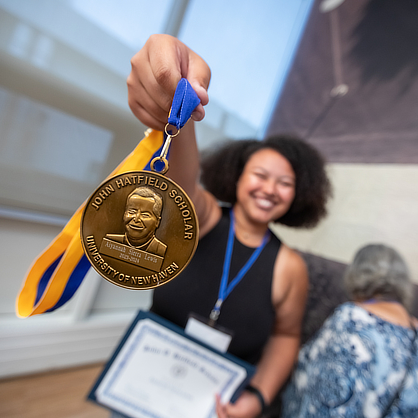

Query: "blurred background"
<box><xmin>0</xmin><ymin>0</ymin><xmax>417</xmax><ymax>399</ymax></box>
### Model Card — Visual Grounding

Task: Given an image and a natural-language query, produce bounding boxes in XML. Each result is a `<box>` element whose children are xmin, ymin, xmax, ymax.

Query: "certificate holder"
<box><xmin>88</xmin><ymin>310</ymin><xmax>255</xmax><ymax>418</ymax></box>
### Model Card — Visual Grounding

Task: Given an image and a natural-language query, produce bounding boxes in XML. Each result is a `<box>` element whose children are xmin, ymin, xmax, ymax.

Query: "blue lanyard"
<box><xmin>209</xmin><ymin>209</ymin><xmax>270</xmax><ymax>323</ymax></box>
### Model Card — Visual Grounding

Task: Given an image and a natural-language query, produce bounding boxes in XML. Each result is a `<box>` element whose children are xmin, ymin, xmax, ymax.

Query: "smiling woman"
<box><xmin>235</xmin><ymin>148</ymin><xmax>296</xmax><ymax>231</ymax></box>
<box><xmin>200</xmin><ymin>135</ymin><xmax>331</xmax><ymax>229</ymax></box>
<box><xmin>150</xmin><ymin>130</ymin><xmax>331</xmax><ymax>418</ymax></box>
<box><xmin>126</xmin><ymin>32</ymin><xmax>332</xmax><ymax>418</ymax></box>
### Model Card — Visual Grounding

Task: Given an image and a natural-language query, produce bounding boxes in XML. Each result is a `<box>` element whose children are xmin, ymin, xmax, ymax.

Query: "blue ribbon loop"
<box><xmin>167</xmin><ymin>78</ymin><xmax>201</xmax><ymax>130</ymax></box>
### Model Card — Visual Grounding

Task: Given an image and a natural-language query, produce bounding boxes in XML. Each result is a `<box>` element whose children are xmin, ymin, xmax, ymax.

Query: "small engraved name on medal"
<box><xmin>99</xmin><ymin>238</ymin><xmax>164</xmax><ymax>272</ymax></box>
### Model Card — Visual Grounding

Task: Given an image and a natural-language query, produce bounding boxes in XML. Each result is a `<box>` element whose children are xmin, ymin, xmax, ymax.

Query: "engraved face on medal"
<box><xmin>81</xmin><ymin>171</ymin><xmax>198</xmax><ymax>290</ymax></box>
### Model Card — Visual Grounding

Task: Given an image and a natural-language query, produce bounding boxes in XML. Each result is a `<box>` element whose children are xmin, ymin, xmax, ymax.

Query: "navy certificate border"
<box><xmin>87</xmin><ymin>310</ymin><xmax>255</xmax><ymax>417</ymax></box>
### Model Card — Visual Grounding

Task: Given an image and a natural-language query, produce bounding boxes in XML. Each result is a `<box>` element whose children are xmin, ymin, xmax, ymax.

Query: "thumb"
<box><xmin>185</xmin><ymin>50</ymin><xmax>211</xmax><ymax>121</ymax></box>
<box><xmin>173</xmin><ymin>39</ymin><xmax>211</xmax><ymax>121</ymax></box>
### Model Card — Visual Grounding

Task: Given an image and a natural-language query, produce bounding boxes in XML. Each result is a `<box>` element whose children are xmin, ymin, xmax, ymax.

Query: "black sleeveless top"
<box><xmin>151</xmin><ymin>207</ymin><xmax>281</xmax><ymax>364</ymax></box>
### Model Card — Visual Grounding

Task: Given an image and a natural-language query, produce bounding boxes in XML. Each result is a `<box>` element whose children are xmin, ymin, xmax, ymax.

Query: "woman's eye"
<box><xmin>255</xmin><ymin>172</ymin><xmax>267</xmax><ymax>179</ymax></box>
<box><xmin>280</xmin><ymin>180</ymin><xmax>295</xmax><ymax>188</ymax></box>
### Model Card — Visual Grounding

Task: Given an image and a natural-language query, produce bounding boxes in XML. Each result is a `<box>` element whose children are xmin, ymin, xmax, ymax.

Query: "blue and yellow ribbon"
<box><xmin>16</xmin><ymin>129</ymin><xmax>164</xmax><ymax>317</ymax></box>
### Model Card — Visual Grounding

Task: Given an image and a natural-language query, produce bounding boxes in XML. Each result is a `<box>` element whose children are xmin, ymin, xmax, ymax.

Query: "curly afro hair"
<box><xmin>200</xmin><ymin>134</ymin><xmax>332</xmax><ymax>228</ymax></box>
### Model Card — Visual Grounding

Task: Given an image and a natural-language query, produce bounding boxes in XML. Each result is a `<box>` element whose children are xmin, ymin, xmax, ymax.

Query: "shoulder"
<box><xmin>301</xmin><ymin>304</ymin><xmax>373</xmax><ymax>360</ymax></box>
<box><xmin>272</xmin><ymin>245</ymin><xmax>308</xmax><ymax>306</ymax></box>
<box><xmin>333</xmin><ymin>303</ymin><xmax>379</xmax><ymax>331</ymax></box>
<box><xmin>275</xmin><ymin>245</ymin><xmax>307</xmax><ymax>274</ymax></box>
<box><xmin>316</xmin><ymin>303</ymin><xmax>358</xmax><ymax>335</ymax></box>
<box><xmin>105</xmin><ymin>233</ymin><xmax>125</xmax><ymax>243</ymax></box>
<box><xmin>271</xmin><ymin>245</ymin><xmax>308</xmax><ymax>334</ymax></box>
<box><xmin>193</xmin><ymin>186</ymin><xmax>222</xmax><ymax>238</ymax></box>
<box><xmin>312</xmin><ymin>303</ymin><xmax>374</xmax><ymax>337</ymax></box>
<box><xmin>153</xmin><ymin>236</ymin><xmax>167</xmax><ymax>250</ymax></box>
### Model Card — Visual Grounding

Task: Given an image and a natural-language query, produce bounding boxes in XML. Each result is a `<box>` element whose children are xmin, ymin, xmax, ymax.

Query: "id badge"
<box><xmin>185</xmin><ymin>313</ymin><xmax>233</xmax><ymax>353</ymax></box>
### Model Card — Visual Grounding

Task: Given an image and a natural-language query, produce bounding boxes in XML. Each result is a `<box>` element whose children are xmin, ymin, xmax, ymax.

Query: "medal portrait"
<box><xmin>105</xmin><ymin>186</ymin><xmax>167</xmax><ymax>258</ymax></box>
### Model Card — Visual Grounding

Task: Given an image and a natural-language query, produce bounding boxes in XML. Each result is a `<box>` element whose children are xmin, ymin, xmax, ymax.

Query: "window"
<box><xmin>0</xmin><ymin>0</ymin><xmax>313</xmax><ymax>218</ymax></box>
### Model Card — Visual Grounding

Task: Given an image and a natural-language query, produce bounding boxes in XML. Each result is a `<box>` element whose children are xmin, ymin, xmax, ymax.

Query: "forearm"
<box><xmin>165</xmin><ymin>120</ymin><xmax>200</xmax><ymax>196</ymax></box>
<box><xmin>165</xmin><ymin>120</ymin><xmax>220</xmax><ymax>235</ymax></box>
<box><xmin>216</xmin><ymin>333</ymin><xmax>300</xmax><ymax>418</ymax></box>
<box><xmin>250</xmin><ymin>333</ymin><xmax>300</xmax><ymax>405</ymax></box>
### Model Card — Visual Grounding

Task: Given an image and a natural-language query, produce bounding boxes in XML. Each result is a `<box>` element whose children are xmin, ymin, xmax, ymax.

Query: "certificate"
<box><xmin>88</xmin><ymin>311</ymin><xmax>255</xmax><ymax>418</ymax></box>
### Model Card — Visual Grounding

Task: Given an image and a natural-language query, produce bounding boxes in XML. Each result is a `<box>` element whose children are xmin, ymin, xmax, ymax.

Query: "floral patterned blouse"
<box><xmin>282</xmin><ymin>302</ymin><xmax>418</xmax><ymax>417</ymax></box>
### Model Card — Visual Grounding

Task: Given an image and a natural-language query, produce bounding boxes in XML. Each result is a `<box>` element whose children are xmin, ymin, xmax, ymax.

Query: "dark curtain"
<box><xmin>265</xmin><ymin>0</ymin><xmax>418</xmax><ymax>164</ymax></box>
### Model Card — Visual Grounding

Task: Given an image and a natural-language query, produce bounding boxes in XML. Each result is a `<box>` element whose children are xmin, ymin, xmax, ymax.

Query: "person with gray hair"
<box><xmin>281</xmin><ymin>244</ymin><xmax>418</xmax><ymax>417</ymax></box>
<box><xmin>344</xmin><ymin>243</ymin><xmax>413</xmax><ymax>310</ymax></box>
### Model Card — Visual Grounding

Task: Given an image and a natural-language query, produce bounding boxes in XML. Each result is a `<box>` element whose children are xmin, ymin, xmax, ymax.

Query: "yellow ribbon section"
<box><xmin>16</xmin><ymin>129</ymin><xmax>164</xmax><ymax>317</ymax></box>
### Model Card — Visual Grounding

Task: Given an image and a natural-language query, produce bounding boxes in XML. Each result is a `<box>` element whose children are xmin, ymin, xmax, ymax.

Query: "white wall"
<box><xmin>271</xmin><ymin>163</ymin><xmax>418</xmax><ymax>282</ymax></box>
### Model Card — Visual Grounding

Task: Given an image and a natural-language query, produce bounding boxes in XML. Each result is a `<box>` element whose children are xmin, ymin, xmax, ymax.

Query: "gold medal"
<box><xmin>80</xmin><ymin>127</ymin><xmax>199</xmax><ymax>290</ymax></box>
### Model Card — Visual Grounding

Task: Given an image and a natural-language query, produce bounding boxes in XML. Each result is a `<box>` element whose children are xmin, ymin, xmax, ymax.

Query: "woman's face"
<box><xmin>235</xmin><ymin>148</ymin><xmax>296</xmax><ymax>225</ymax></box>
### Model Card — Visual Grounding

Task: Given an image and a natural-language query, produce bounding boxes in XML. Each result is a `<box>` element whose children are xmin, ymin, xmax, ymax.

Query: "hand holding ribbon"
<box><xmin>128</xmin><ymin>34</ymin><xmax>210</xmax><ymax>131</ymax></box>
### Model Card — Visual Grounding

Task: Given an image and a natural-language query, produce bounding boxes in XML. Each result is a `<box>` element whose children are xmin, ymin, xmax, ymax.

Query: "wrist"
<box><xmin>245</xmin><ymin>384</ymin><xmax>268</xmax><ymax>415</ymax></box>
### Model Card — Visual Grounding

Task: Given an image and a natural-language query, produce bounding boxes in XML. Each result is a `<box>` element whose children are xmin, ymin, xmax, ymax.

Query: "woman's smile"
<box><xmin>235</xmin><ymin>148</ymin><xmax>296</xmax><ymax>225</ymax></box>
